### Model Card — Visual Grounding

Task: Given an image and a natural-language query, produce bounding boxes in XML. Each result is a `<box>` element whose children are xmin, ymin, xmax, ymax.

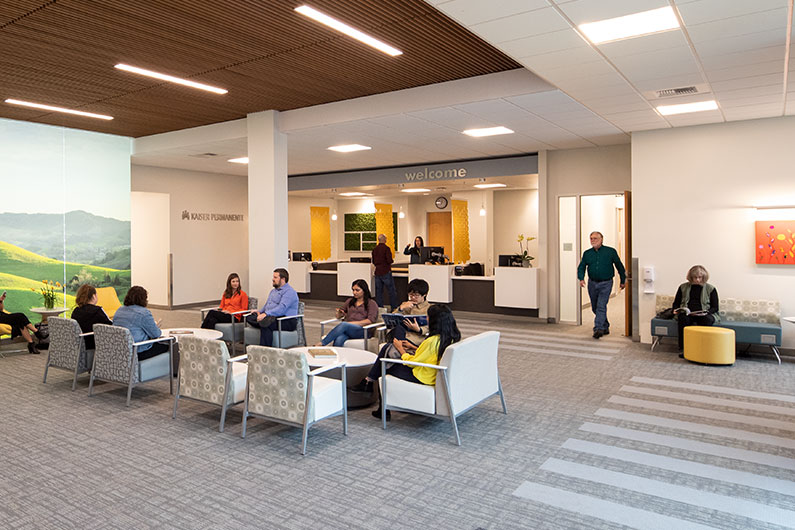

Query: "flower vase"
<box><xmin>44</xmin><ymin>299</ymin><xmax>55</xmax><ymax>310</ymax></box>
<box><xmin>521</xmin><ymin>260</ymin><xmax>531</xmax><ymax>268</ymax></box>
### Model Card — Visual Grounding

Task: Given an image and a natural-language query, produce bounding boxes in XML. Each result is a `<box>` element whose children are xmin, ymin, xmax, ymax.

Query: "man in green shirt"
<box><xmin>577</xmin><ymin>231</ymin><xmax>626</xmax><ymax>339</ymax></box>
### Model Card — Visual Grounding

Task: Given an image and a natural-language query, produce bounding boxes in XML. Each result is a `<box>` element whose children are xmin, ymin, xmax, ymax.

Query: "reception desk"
<box><xmin>337</xmin><ymin>262</ymin><xmax>373</xmax><ymax>296</ymax></box>
<box><xmin>287</xmin><ymin>261</ymin><xmax>312</xmax><ymax>293</ymax></box>
<box><xmin>409</xmin><ymin>264</ymin><xmax>455</xmax><ymax>303</ymax></box>
<box><xmin>494</xmin><ymin>267</ymin><xmax>539</xmax><ymax>309</ymax></box>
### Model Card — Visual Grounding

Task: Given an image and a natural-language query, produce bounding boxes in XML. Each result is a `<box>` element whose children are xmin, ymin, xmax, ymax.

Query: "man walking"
<box><xmin>371</xmin><ymin>233</ymin><xmax>399</xmax><ymax>310</ymax></box>
<box><xmin>245</xmin><ymin>268</ymin><xmax>299</xmax><ymax>346</ymax></box>
<box><xmin>577</xmin><ymin>231</ymin><xmax>626</xmax><ymax>339</ymax></box>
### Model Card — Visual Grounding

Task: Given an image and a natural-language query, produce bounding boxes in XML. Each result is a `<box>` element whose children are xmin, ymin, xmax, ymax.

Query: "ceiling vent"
<box><xmin>188</xmin><ymin>152</ymin><xmax>219</xmax><ymax>158</ymax></box>
<box><xmin>645</xmin><ymin>84</ymin><xmax>709</xmax><ymax>100</ymax></box>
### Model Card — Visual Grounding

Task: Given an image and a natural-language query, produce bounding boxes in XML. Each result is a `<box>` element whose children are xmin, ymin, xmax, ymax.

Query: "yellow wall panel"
<box><xmin>310</xmin><ymin>206</ymin><xmax>331</xmax><ymax>261</ymax></box>
<box><xmin>451</xmin><ymin>199</ymin><xmax>470</xmax><ymax>263</ymax></box>
<box><xmin>374</xmin><ymin>203</ymin><xmax>395</xmax><ymax>254</ymax></box>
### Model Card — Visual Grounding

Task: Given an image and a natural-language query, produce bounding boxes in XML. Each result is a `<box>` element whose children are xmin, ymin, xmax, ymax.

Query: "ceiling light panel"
<box><xmin>4</xmin><ymin>99</ymin><xmax>113</xmax><ymax>120</ymax></box>
<box><xmin>656</xmin><ymin>100</ymin><xmax>719</xmax><ymax>115</ymax></box>
<box><xmin>327</xmin><ymin>144</ymin><xmax>372</xmax><ymax>152</ymax></box>
<box><xmin>228</xmin><ymin>157</ymin><xmax>249</xmax><ymax>164</ymax></box>
<box><xmin>339</xmin><ymin>192</ymin><xmax>368</xmax><ymax>196</ymax></box>
<box><xmin>578</xmin><ymin>7</ymin><xmax>680</xmax><ymax>45</ymax></box>
<box><xmin>114</xmin><ymin>64</ymin><xmax>228</xmax><ymax>94</ymax></box>
<box><xmin>401</xmin><ymin>188</ymin><xmax>431</xmax><ymax>193</ymax></box>
<box><xmin>474</xmin><ymin>183</ymin><xmax>506</xmax><ymax>189</ymax></box>
<box><xmin>463</xmin><ymin>126</ymin><xmax>514</xmax><ymax>137</ymax></box>
<box><xmin>295</xmin><ymin>5</ymin><xmax>402</xmax><ymax>56</ymax></box>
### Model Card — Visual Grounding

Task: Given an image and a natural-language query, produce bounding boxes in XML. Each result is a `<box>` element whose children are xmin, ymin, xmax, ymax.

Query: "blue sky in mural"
<box><xmin>0</xmin><ymin>118</ymin><xmax>131</xmax><ymax>220</ymax></box>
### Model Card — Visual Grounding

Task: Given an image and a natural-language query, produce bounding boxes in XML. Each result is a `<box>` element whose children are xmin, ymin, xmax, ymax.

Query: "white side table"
<box><xmin>30</xmin><ymin>307</ymin><xmax>67</xmax><ymax>323</ymax></box>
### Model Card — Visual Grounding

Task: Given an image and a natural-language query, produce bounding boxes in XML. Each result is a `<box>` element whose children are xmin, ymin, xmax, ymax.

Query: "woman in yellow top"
<box><xmin>368</xmin><ymin>304</ymin><xmax>461</xmax><ymax>420</ymax></box>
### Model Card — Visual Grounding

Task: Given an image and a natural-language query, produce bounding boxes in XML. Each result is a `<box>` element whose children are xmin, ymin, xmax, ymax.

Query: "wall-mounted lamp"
<box><xmin>398</xmin><ymin>206</ymin><xmax>405</xmax><ymax>219</ymax></box>
<box><xmin>479</xmin><ymin>203</ymin><xmax>486</xmax><ymax>217</ymax></box>
<box><xmin>331</xmin><ymin>210</ymin><xmax>338</xmax><ymax>221</ymax></box>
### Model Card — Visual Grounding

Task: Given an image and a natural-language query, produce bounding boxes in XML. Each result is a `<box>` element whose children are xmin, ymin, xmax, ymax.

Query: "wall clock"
<box><xmin>435</xmin><ymin>196</ymin><xmax>448</xmax><ymax>209</ymax></box>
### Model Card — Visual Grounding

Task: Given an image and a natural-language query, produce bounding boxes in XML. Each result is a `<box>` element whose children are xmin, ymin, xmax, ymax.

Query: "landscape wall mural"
<box><xmin>0</xmin><ymin>118</ymin><xmax>132</xmax><ymax>323</ymax></box>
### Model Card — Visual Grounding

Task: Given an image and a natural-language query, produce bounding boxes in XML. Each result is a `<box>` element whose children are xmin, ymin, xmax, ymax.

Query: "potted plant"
<box><xmin>516</xmin><ymin>234</ymin><xmax>536</xmax><ymax>268</ymax></box>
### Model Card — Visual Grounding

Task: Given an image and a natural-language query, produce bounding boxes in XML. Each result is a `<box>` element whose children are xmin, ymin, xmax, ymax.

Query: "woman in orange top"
<box><xmin>200</xmin><ymin>273</ymin><xmax>249</xmax><ymax>329</ymax></box>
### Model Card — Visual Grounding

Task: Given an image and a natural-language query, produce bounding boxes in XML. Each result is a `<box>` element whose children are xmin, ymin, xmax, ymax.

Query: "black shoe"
<box><xmin>593</xmin><ymin>330</ymin><xmax>603</xmax><ymax>339</ymax></box>
<box><xmin>602</xmin><ymin>329</ymin><xmax>609</xmax><ymax>336</ymax></box>
<box><xmin>351</xmin><ymin>379</ymin><xmax>374</xmax><ymax>393</ymax></box>
<box><xmin>372</xmin><ymin>409</ymin><xmax>391</xmax><ymax>421</ymax></box>
<box><xmin>34</xmin><ymin>328</ymin><xmax>48</xmax><ymax>341</ymax></box>
<box><xmin>28</xmin><ymin>342</ymin><xmax>41</xmax><ymax>354</ymax></box>
<box><xmin>678</xmin><ymin>353</ymin><xmax>685</xmax><ymax>359</ymax></box>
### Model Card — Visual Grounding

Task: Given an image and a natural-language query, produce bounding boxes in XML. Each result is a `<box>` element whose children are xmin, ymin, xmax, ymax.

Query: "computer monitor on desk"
<box><xmin>292</xmin><ymin>252</ymin><xmax>312</xmax><ymax>261</ymax></box>
<box><xmin>420</xmin><ymin>246</ymin><xmax>445</xmax><ymax>264</ymax></box>
<box><xmin>350</xmin><ymin>257</ymin><xmax>371</xmax><ymax>263</ymax></box>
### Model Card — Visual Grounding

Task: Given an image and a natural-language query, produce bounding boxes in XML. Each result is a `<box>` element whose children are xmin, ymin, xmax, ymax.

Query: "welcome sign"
<box><xmin>404</xmin><ymin>167</ymin><xmax>467</xmax><ymax>181</ymax></box>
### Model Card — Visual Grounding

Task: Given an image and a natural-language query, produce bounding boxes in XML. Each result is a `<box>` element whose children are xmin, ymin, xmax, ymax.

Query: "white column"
<box><xmin>247</xmin><ymin>110</ymin><xmax>288</xmax><ymax>302</ymax></box>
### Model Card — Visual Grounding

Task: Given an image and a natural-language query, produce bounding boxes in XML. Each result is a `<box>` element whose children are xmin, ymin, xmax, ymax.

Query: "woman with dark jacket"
<box><xmin>0</xmin><ymin>291</ymin><xmax>46</xmax><ymax>354</ymax></box>
<box><xmin>672</xmin><ymin>264</ymin><xmax>720</xmax><ymax>353</ymax></box>
<box><xmin>71</xmin><ymin>284</ymin><xmax>112</xmax><ymax>350</ymax></box>
<box><xmin>403</xmin><ymin>236</ymin><xmax>424</xmax><ymax>264</ymax></box>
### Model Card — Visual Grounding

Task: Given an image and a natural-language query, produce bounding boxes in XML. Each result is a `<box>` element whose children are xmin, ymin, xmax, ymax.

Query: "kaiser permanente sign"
<box><xmin>288</xmin><ymin>154</ymin><xmax>538</xmax><ymax>191</ymax></box>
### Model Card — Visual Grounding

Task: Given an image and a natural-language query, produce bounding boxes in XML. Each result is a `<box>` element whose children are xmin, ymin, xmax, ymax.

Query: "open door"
<box><xmin>624</xmin><ymin>190</ymin><xmax>632</xmax><ymax>337</ymax></box>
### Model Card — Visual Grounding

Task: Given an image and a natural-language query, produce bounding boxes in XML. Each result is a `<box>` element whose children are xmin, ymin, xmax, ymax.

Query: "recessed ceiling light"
<box><xmin>474</xmin><ymin>183</ymin><xmax>507</xmax><ymax>189</ymax></box>
<box><xmin>401</xmin><ymin>188</ymin><xmax>431</xmax><ymax>193</ymax></box>
<box><xmin>5</xmin><ymin>98</ymin><xmax>113</xmax><ymax>120</ymax></box>
<box><xmin>295</xmin><ymin>5</ymin><xmax>402</xmax><ymax>56</ymax></box>
<box><xmin>339</xmin><ymin>192</ymin><xmax>368</xmax><ymax>196</ymax></box>
<box><xmin>656</xmin><ymin>100</ymin><xmax>718</xmax><ymax>116</ymax></box>
<box><xmin>327</xmin><ymin>144</ymin><xmax>372</xmax><ymax>153</ymax></box>
<box><xmin>579</xmin><ymin>7</ymin><xmax>680</xmax><ymax>45</ymax></box>
<box><xmin>228</xmin><ymin>157</ymin><xmax>249</xmax><ymax>164</ymax></box>
<box><xmin>114</xmin><ymin>64</ymin><xmax>228</xmax><ymax>94</ymax></box>
<box><xmin>463</xmin><ymin>126</ymin><xmax>514</xmax><ymax>137</ymax></box>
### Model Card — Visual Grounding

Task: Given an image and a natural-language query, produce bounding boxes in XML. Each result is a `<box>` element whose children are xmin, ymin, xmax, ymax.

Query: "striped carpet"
<box><xmin>1</xmin><ymin>300</ymin><xmax>792</xmax><ymax>529</ymax></box>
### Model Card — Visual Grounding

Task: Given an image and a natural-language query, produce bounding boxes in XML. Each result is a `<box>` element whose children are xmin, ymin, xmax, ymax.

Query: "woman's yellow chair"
<box><xmin>95</xmin><ymin>287</ymin><xmax>122</xmax><ymax>319</ymax></box>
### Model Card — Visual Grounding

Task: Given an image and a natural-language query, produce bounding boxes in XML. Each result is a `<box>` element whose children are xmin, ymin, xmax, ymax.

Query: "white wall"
<box><xmin>287</xmin><ymin>196</ymin><xmax>336</xmax><ymax>260</ymax></box>
<box><xmin>633</xmin><ymin>116</ymin><xmax>795</xmax><ymax>347</ymax></box>
<box><xmin>494</xmin><ymin>189</ymin><xmax>539</xmax><ymax>265</ymax></box>
<box><xmin>131</xmin><ymin>165</ymin><xmax>248</xmax><ymax>306</ymax></box>
<box><xmin>546</xmin><ymin>145</ymin><xmax>632</xmax><ymax>322</ymax></box>
<box><xmin>131</xmin><ymin>192</ymin><xmax>170</xmax><ymax>305</ymax></box>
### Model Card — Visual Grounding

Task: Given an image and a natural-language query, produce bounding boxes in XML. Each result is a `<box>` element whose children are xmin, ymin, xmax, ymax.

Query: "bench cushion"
<box><xmin>717</xmin><ymin>321</ymin><xmax>781</xmax><ymax>346</ymax></box>
<box><xmin>651</xmin><ymin>318</ymin><xmax>677</xmax><ymax>337</ymax></box>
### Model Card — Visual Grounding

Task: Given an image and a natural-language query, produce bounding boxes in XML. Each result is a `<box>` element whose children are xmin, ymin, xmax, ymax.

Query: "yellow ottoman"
<box><xmin>683</xmin><ymin>326</ymin><xmax>735</xmax><ymax>365</ymax></box>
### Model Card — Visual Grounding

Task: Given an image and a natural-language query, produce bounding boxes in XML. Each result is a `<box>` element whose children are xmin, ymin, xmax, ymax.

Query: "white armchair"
<box><xmin>172</xmin><ymin>335</ymin><xmax>248</xmax><ymax>432</ymax></box>
<box><xmin>242</xmin><ymin>345</ymin><xmax>347</xmax><ymax>455</ymax></box>
<box><xmin>319</xmin><ymin>306</ymin><xmax>385</xmax><ymax>352</ymax></box>
<box><xmin>378</xmin><ymin>330</ymin><xmax>506</xmax><ymax>445</ymax></box>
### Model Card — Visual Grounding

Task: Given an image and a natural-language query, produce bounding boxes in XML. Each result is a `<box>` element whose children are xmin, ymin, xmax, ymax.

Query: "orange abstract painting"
<box><xmin>755</xmin><ymin>221</ymin><xmax>795</xmax><ymax>264</ymax></box>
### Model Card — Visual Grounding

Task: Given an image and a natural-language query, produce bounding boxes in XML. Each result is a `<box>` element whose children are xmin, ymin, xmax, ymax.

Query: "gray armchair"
<box><xmin>201</xmin><ymin>296</ymin><xmax>258</xmax><ymax>356</ymax></box>
<box><xmin>89</xmin><ymin>324</ymin><xmax>175</xmax><ymax>406</ymax></box>
<box><xmin>244</xmin><ymin>301</ymin><xmax>306</xmax><ymax>348</ymax></box>
<box><xmin>43</xmin><ymin>317</ymin><xmax>93</xmax><ymax>391</ymax></box>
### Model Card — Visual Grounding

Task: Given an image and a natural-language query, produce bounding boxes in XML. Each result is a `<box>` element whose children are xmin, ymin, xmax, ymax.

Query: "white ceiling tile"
<box><xmin>589</xmin><ymin>133</ymin><xmax>631</xmax><ymax>145</ymax></box>
<box><xmin>626</xmin><ymin>122</ymin><xmax>670</xmax><ymax>132</ymax></box>
<box><xmin>469</xmin><ymin>7</ymin><xmax>572</xmax><ymax>43</ymax></box>
<box><xmin>708</xmin><ymin>73</ymin><xmax>783</xmax><ymax>92</ymax></box>
<box><xmin>676</xmin><ymin>0</ymin><xmax>788</xmax><ymax>26</ymax></box>
<box><xmin>609</xmin><ymin>46</ymin><xmax>700</xmax><ymax>81</ymax></box>
<box><xmin>518</xmin><ymin>45</ymin><xmax>603</xmax><ymax>70</ymax></box>
<box><xmin>785</xmin><ymin>98</ymin><xmax>795</xmax><ymax>115</ymax></box>
<box><xmin>431</xmin><ymin>0</ymin><xmax>548</xmax><ymax>26</ymax></box>
<box><xmin>704</xmin><ymin>60</ymin><xmax>784</xmax><ymax>82</ymax></box>
<box><xmin>718</xmin><ymin>93</ymin><xmax>783</xmax><ymax>106</ymax></box>
<box><xmin>713</xmin><ymin>84</ymin><xmax>783</xmax><ymax>101</ymax></box>
<box><xmin>685</xmin><ymin>8</ymin><xmax>788</xmax><ymax>43</ymax></box>
<box><xmin>722</xmin><ymin>103</ymin><xmax>783</xmax><ymax>121</ymax></box>
<box><xmin>498</xmin><ymin>29</ymin><xmax>585</xmax><ymax>57</ymax></box>
<box><xmin>633</xmin><ymin>73</ymin><xmax>706</xmax><ymax>92</ymax></box>
<box><xmin>557</xmin><ymin>0</ymin><xmax>669</xmax><ymax>26</ymax></box>
<box><xmin>597</xmin><ymin>29</ymin><xmax>689</xmax><ymax>57</ymax></box>
<box><xmin>700</xmin><ymin>46</ymin><xmax>784</xmax><ymax>69</ymax></box>
<box><xmin>692</xmin><ymin>30</ymin><xmax>787</xmax><ymax>57</ymax></box>
<box><xmin>664</xmin><ymin>112</ymin><xmax>724</xmax><ymax>127</ymax></box>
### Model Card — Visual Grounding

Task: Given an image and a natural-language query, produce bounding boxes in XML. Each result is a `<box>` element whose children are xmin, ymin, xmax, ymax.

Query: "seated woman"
<box><xmin>71</xmin><ymin>284</ymin><xmax>112</xmax><ymax>350</ymax></box>
<box><xmin>315</xmin><ymin>279</ymin><xmax>378</xmax><ymax>347</ymax></box>
<box><xmin>672</xmin><ymin>264</ymin><xmax>720</xmax><ymax>353</ymax></box>
<box><xmin>0</xmin><ymin>291</ymin><xmax>46</xmax><ymax>354</ymax></box>
<box><xmin>112</xmin><ymin>286</ymin><xmax>168</xmax><ymax>361</ymax></box>
<box><xmin>201</xmin><ymin>272</ymin><xmax>249</xmax><ymax>329</ymax></box>
<box><xmin>403</xmin><ymin>236</ymin><xmax>424</xmax><ymax>264</ymax></box>
<box><xmin>359</xmin><ymin>304</ymin><xmax>461</xmax><ymax>420</ymax></box>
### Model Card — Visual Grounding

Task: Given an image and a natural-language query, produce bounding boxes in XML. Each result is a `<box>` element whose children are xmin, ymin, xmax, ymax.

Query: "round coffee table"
<box><xmin>293</xmin><ymin>346</ymin><xmax>378</xmax><ymax>408</ymax></box>
<box><xmin>30</xmin><ymin>307</ymin><xmax>67</xmax><ymax>323</ymax></box>
<box><xmin>161</xmin><ymin>328</ymin><xmax>223</xmax><ymax>341</ymax></box>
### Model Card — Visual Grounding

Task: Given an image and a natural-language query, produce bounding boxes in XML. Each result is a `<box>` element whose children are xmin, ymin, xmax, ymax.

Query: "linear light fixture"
<box><xmin>327</xmin><ymin>144</ymin><xmax>372</xmax><ymax>153</ymax></box>
<box><xmin>463</xmin><ymin>126</ymin><xmax>514</xmax><ymax>137</ymax></box>
<box><xmin>579</xmin><ymin>7</ymin><xmax>680</xmax><ymax>45</ymax></box>
<box><xmin>114</xmin><ymin>64</ymin><xmax>228</xmax><ymax>94</ymax></box>
<box><xmin>401</xmin><ymin>188</ymin><xmax>431</xmax><ymax>193</ymax></box>
<box><xmin>228</xmin><ymin>157</ymin><xmax>249</xmax><ymax>164</ymax></box>
<box><xmin>339</xmin><ymin>192</ymin><xmax>368</xmax><ymax>196</ymax></box>
<box><xmin>5</xmin><ymin>98</ymin><xmax>113</xmax><ymax>120</ymax></box>
<box><xmin>754</xmin><ymin>205</ymin><xmax>795</xmax><ymax>210</ymax></box>
<box><xmin>656</xmin><ymin>100</ymin><xmax>718</xmax><ymax>116</ymax></box>
<box><xmin>295</xmin><ymin>5</ymin><xmax>402</xmax><ymax>56</ymax></box>
<box><xmin>474</xmin><ymin>183</ymin><xmax>506</xmax><ymax>189</ymax></box>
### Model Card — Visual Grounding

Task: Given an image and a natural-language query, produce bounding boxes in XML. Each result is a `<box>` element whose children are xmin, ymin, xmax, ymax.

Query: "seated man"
<box><xmin>245</xmin><ymin>268</ymin><xmax>299</xmax><ymax>347</ymax></box>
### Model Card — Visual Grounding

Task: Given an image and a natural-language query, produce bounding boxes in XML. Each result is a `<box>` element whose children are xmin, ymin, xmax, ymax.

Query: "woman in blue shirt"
<box><xmin>112</xmin><ymin>286</ymin><xmax>168</xmax><ymax>360</ymax></box>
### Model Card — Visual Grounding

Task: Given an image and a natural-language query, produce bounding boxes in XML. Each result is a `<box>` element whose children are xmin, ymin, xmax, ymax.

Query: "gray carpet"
<box><xmin>1</xmin><ymin>302</ymin><xmax>793</xmax><ymax>529</ymax></box>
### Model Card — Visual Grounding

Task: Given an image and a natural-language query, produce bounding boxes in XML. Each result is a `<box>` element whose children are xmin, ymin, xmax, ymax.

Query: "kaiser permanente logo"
<box><xmin>405</xmin><ymin>166</ymin><xmax>467</xmax><ymax>181</ymax></box>
<box><xmin>181</xmin><ymin>210</ymin><xmax>244</xmax><ymax>222</ymax></box>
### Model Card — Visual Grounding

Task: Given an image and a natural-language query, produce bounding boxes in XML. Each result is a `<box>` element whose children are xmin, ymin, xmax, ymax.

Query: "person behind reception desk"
<box><xmin>71</xmin><ymin>284</ymin><xmax>112</xmax><ymax>350</ymax></box>
<box><xmin>372</xmin><ymin>234</ymin><xmax>399</xmax><ymax>310</ymax></box>
<box><xmin>200</xmin><ymin>272</ymin><xmax>249</xmax><ymax>330</ymax></box>
<box><xmin>0</xmin><ymin>291</ymin><xmax>47</xmax><ymax>354</ymax></box>
<box><xmin>315</xmin><ymin>279</ymin><xmax>378</xmax><ymax>347</ymax></box>
<box><xmin>112</xmin><ymin>286</ymin><xmax>167</xmax><ymax>361</ymax></box>
<box><xmin>245</xmin><ymin>268</ymin><xmax>299</xmax><ymax>347</ymax></box>
<box><xmin>403</xmin><ymin>236</ymin><xmax>424</xmax><ymax>265</ymax></box>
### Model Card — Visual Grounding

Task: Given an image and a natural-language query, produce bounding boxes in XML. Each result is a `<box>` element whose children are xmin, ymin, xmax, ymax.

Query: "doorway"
<box><xmin>427</xmin><ymin>211</ymin><xmax>452</xmax><ymax>257</ymax></box>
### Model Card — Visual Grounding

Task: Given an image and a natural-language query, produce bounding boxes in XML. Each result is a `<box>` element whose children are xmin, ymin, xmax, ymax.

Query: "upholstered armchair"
<box><xmin>378</xmin><ymin>330</ymin><xmax>506</xmax><ymax>445</ymax></box>
<box><xmin>319</xmin><ymin>306</ymin><xmax>385</xmax><ymax>352</ymax></box>
<box><xmin>201</xmin><ymin>296</ymin><xmax>258</xmax><ymax>356</ymax></box>
<box><xmin>43</xmin><ymin>317</ymin><xmax>94</xmax><ymax>391</ymax></box>
<box><xmin>172</xmin><ymin>335</ymin><xmax>248</xmax><ymax>432</ymax></box>
<box><xmin>89</xmin><ymin>324</ymin><xmax>174</xmax><ymax>406</ymax></box>
<box><xmin>242</xmin><ymin>345</ymin><xmax>347</xmax><ymax>455</ymax></box>
<box><xmin>244</xmin><ymin>301</ymin><xmax>306</xmax><ymax>349</ymax></box>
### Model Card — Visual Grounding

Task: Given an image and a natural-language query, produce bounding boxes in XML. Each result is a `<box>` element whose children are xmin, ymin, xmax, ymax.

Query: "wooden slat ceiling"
<box><xmin>0</xmin><ymin>0</ymin><xmax>522</xmax><ymax>137</ymax></box>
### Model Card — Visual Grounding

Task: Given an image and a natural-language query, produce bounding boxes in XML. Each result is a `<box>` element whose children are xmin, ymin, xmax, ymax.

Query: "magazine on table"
<box><xmin>673</xmin><ymin>308</ymin><xmax>708</xmax><ymax>316</ymax></box>
<box><xmin>307</xmin><ymin>347</ymin><xmax>338</xmax><ymax>359</ymax></box>
<box><xmin>381</xmin><ymin>313</ymin><xmax>428</xmax><ymax>329</ymax></box>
